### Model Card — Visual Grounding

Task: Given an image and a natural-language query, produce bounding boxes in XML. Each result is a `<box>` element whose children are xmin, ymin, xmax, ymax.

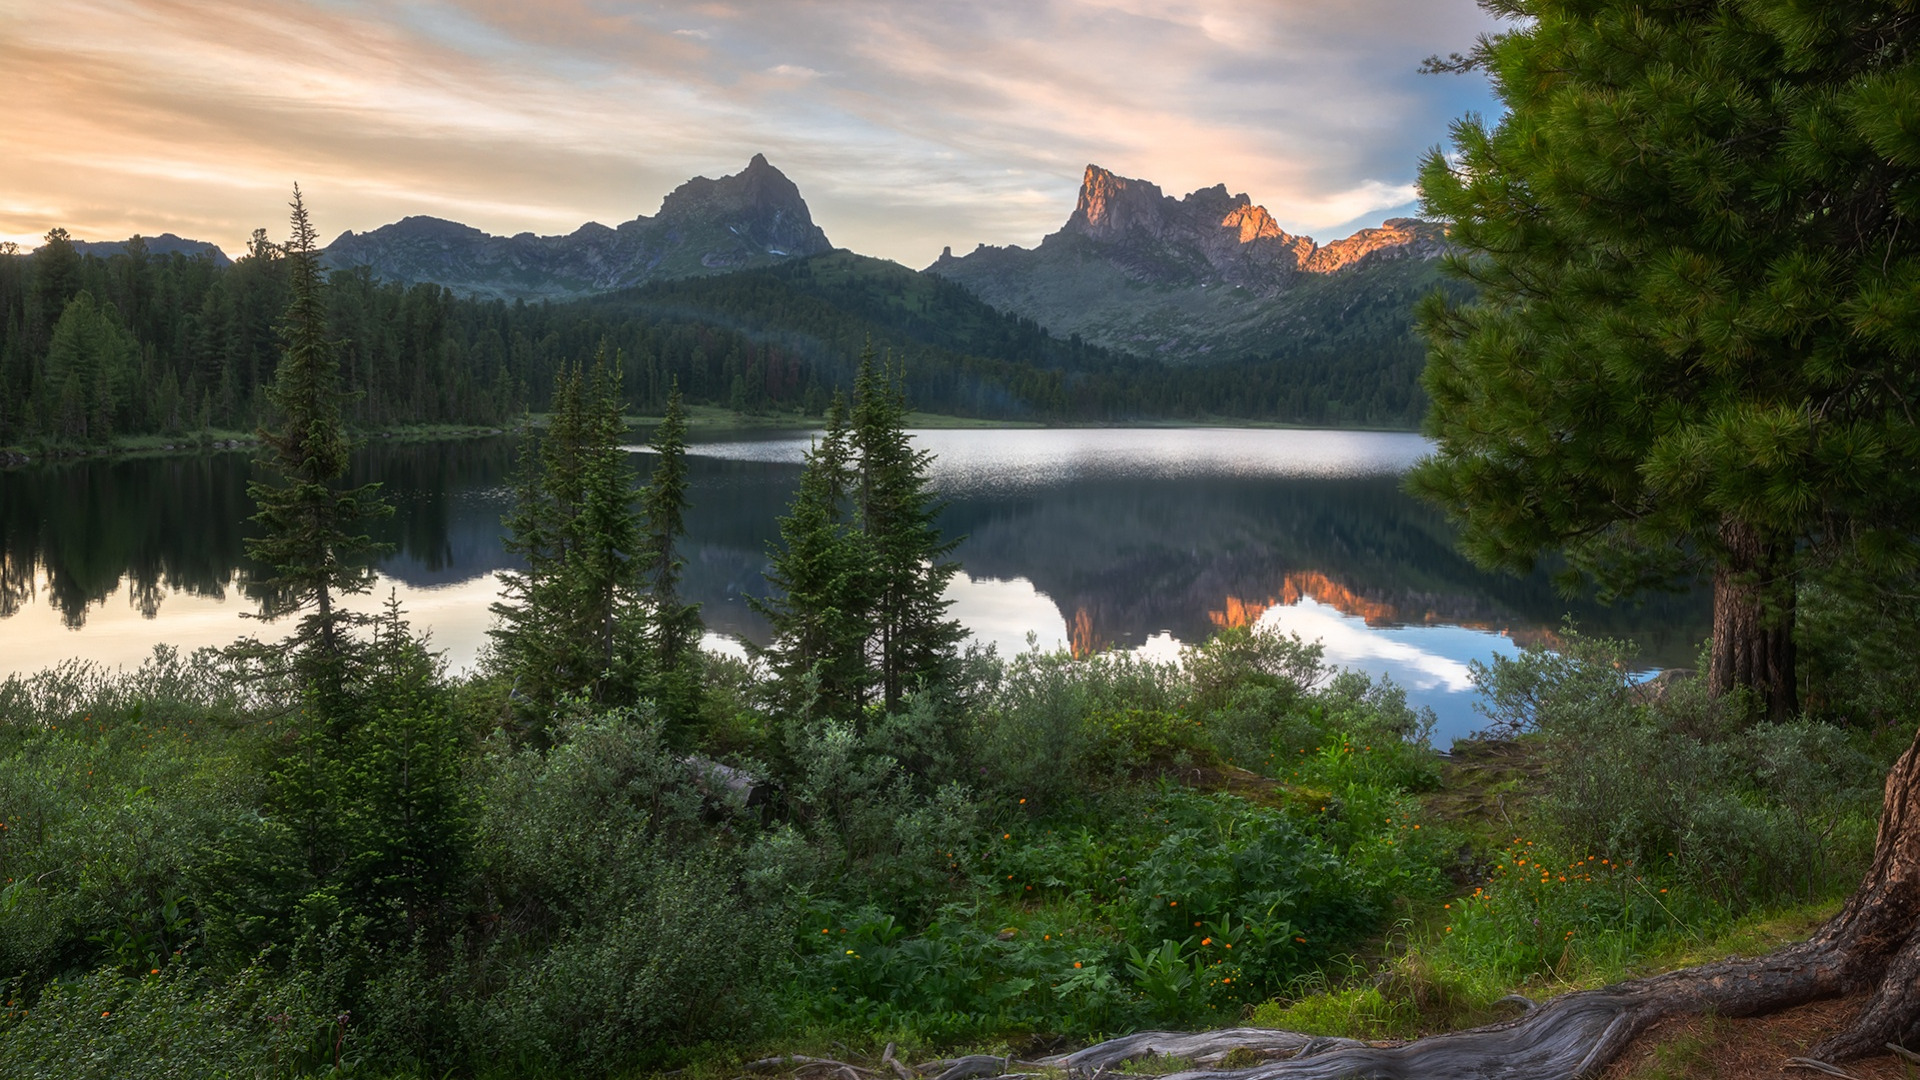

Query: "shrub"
<box><xmin>0</xmin><ymin>957</ymin><xmax>330</xmax><ymax>1080</ymax></box>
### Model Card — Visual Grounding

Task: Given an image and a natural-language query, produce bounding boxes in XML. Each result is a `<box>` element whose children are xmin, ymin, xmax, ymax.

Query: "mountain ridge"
<box><xmin>67</xmin><ymin>233</ymin><xmax>232</xmax><ymax>266</ymax></box>
<box><xmin>926</xmin><ymin>164</ymin><xmax>1447</xmax><ymax>363</ymax></box>
<box><xmin>320</xmin><ymin>153</ymin><xmax>832</xmax><ymax>301</ymax></box>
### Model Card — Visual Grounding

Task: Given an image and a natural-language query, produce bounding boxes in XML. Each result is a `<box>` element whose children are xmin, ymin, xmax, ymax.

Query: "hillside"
<box><xmin>927</xmin><ymin>164</ymin><xmax>1453</xmax><ymax>364</ymax></box>
<box><xmin>321</xmin><ymin>154</ymin><xmax>832</xmax><ymax>301</ymax></box>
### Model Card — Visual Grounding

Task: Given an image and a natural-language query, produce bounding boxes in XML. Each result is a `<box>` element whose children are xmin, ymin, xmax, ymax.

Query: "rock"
<box><xmin>323</xmin><ymin>155</ymin><xmax>832</xmax><ymax>301</ymax></box>
<box><xmin>927</xmin><ymin>164</ymin><xmax>1449</xmax><ymax>364</ymax></box>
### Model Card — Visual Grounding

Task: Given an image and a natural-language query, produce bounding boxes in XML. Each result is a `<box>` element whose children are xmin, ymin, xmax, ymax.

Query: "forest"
<box><xmin>0</xmin><ymin>233</ymin><xmax>1437</xmax><ymax>454</ymax></box>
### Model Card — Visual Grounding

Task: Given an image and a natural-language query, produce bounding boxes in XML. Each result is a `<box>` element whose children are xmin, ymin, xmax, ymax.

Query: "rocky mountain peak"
<box><xmin>322</xmin><ymin>155</ymin><xmax>831</xmax><ymax>300</ymax></box>
<box><xmin>927</xmin><ymin>163</ymin><xmax>1448</xmax><ymax>364</ymax></box>
<box><xmin>1069</xmin><ymin>165</ymin><xmax>1171</xmax><ymax>241</ymax></box>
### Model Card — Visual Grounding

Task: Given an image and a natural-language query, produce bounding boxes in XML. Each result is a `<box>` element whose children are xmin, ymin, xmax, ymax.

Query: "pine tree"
<box><xmin>1410</xmin><ymin>0</ymin><xmax>1920</xmax><ymax>720</ymax></box>
<box><xmin>639</xmin><ymin>379</ymin><xmax>703</xmax><ymax>735</ymax></box>
<box><xmin>851</xmin><ymin>346</ymin><xmax>963</xmax><ymax>711</ymax></box>
<box><xmin>42</xmin><ymin>291</ymin><xmax>136</xmax><ymax>442</ymax></box>
<box><xmin>754</xmin><ymin>392</ymin><xmax>871</xmax><ymax>717</ymax></box>
<box><xmin>490</xmin><ymin>348</ymin><xmax>644</xmax><ymax>731</ymax></box>
<box><xmin>243</xmin><ymin>186</ymin><xmax>392</xmax><ymax>707</ymax></box>
<box><xmin>758</xmin><ymin>343</ymin><xmax>963</xmax><ymax>716</ymax></box>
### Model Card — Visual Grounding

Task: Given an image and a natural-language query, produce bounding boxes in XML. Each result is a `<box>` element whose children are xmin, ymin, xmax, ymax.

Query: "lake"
<box><xmin>0</xmin><ymin>428</ymin><xmax>1708</xmax><ymax>744</ymax></box>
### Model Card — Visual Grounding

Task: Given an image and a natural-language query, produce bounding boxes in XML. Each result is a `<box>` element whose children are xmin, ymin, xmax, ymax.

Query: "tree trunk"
<box><xmin>1708</xmin><ymin>517</ymin><xmax>1797</xmax><ymax>721</ymax></box>
<box><xmin>1046</xmin><ymin>726</ymin><xmax>1920</xmax><ymax>1078</ymax></box>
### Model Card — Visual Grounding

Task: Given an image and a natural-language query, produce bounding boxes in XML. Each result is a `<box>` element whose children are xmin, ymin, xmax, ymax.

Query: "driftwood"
<box><xmin>1040</xmin><ymin>1028</ymin><xmax>1365</xmax><ymax>1071</ymax></box>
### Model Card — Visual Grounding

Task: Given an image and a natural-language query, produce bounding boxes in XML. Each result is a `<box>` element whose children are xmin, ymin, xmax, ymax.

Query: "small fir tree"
<box><xmin>754</xmin><ymin>392</ymin><xmax>872</xmax><ymax>717</ymax></box>
<box><xmin>639</xmin><ymin>379</ymin><xmax>704</xmax><ymax>736</ymax></box>
<box><xmin>851</xmin><ymin>346</ymin><xmax>963</xmax><ymax>712</ymax></box>
<box><xmin>242</xmin><ymin>186</ymin><xmax>392</xmax><ymax>708</ymax></box>
<box><xmin>490</xmin><ymin>348</ymin><xmax>645</xmax><ymax>731</ymax></box>
<box><xmin>758</xmin><ymin>344</ymin><xmax>963</xmax><ymax>716</ymax></box>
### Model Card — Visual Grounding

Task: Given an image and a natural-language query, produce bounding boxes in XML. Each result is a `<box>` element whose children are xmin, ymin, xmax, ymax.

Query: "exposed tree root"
<box><xmin>1042</xmin><ymin>728</ymin><xmax>1920</xmax><ymax>1079</ymax></box>
<box><xmin>743</xmin><ymin>732</ymin><xmax>1920</xmax><ymax>1080</ymax></box>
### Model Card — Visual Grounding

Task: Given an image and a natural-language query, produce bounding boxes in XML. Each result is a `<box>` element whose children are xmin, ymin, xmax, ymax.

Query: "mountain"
<box><xmin>925</xmin><ymin>164</ymin><xmax>1449</xmax><ymax>363</ymax></box>
<box><xmin>322</xmin><ymin>154</ymin><xmax>832</xmax><ymax>301</ymax></box>
<box><xmin>69</xmin><ymin>233</ymin><xmax>231</xmax><ymax>265</ymax></box>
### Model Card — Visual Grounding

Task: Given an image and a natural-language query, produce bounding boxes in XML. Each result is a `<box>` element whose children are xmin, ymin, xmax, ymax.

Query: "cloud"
<box><xmin>1</xmin><ymin>0</ymin><xmax>1501</xmax><ymax>264</ymax></box>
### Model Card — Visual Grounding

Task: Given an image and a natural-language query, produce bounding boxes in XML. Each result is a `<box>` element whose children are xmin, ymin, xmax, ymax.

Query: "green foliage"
<box><xmin>1466</xmin><ymin>632</ymin><xmax>1882</xmax><ymax>942</ymax></box>
<box><xmin>490</xmin><ymin>353</ymin><xmax>646</xmax><ymax>726</ymax></box>
<box><xmin>1411</xmin><ymin>0</ymin><xmax>1920</xmax><ymax>714</ymax></box>
<box><xmin>757</xmin><ymin>346</ymin><xmax>964</xmax><ymax>717</ymax></box>
<box><xmin>0</xmin><ymin>958</ymin><xmax>332</xmax><ymax>1080</ymax></box>
<box><xmin>242</xmin><ymin>189</ymin><xmax>393</xmax><ymax>702</ymax></box>
<box><xmin>2</xmin><ymin>565</ymin><xmax>1896</xmax><ymax>1074</ymax></box>
<box><xmin>41</xmin><ymin>290</ymin><xmax>138</xmax><ymax>442</ymax></box>
<box><xmin>850</xmin><ymin>346</ymin><xmax>965</xmax><ymax>711</ymax></box>
<box><xmin>966</xmin><ymin>647</ymin><xmax>1184</xmax><ymax>807</ymax></box>
<box><xmin>640</xmin><ymin>379</ymin><xmax>704</xmax><ymax>735</ymax></box>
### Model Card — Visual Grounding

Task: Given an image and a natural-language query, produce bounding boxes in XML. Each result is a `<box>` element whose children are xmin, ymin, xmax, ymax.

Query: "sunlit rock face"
<box><xmin>927</xmin><ymin>164</ymin><xmax>1448</xmax><ymax>364</ymax></box>
<box><xmin>322</xmin><ymin>154</ymin><xmax>832</xmax><ymax>301</ymax></box>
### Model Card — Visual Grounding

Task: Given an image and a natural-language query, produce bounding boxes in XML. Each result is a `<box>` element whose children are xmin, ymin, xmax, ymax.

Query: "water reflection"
<box><xmin>0</xmin><ymin>430</ymin><xmax>1709</xmax><ymax>741</ymax></box>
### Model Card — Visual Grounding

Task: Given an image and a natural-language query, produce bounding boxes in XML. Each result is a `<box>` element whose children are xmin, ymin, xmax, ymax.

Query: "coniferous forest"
<box><xmin>0</xmin><ymin>231</ymin><xmax>1445</xmax><ymax>452</ymax></box>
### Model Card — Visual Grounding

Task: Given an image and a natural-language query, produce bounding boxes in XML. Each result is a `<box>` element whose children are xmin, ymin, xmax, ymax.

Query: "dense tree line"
<box><xmin>0</xmin><ymin>232</ymin><xmax>517</xmax><ymax>446</ymax></box>
<box><xmin>0</xmin><ymin>235</ymin><xmax>1445</xmax><ymax>448</ymax></box>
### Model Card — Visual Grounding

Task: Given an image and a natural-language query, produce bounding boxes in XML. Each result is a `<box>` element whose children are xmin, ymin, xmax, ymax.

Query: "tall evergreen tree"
<box><xmin>639</xmin><ymin>379</ymin><xmax>703</xmax><ymax>733</ymax></box>
<box><xmin>490</xmin><ymin>348</ymin><xmax>644</xmax><ymax>730</ymax></box>
<box><xmin>754</xmin><ymin>392</ymin><xmax>871</xmax><ymax>717</ymax></box>
<box><xmin>851</xmin><ymin>345</ymin><xmax>963</xmax><ymax>711</ymax></box>
<box><xmin>758</xmin><ymin>344</ymin><xmax>963</xmax><ymax>716</ymax></box>
<box><xmin>243</xmin><ymin>186</ymin><xmax>392</xmax><ymax>706</ymax></box>
<box><xmin>42</xmin><ymin>291</ymin><xmax>137</xmax><ymax>442</ymax></box>
<box><xmin>1410</xmin><ymin>0</ymin><xmax>1920</xmax><ymax>720</ymax></box>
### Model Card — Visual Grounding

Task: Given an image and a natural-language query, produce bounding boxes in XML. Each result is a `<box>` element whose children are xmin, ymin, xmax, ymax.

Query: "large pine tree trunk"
<box><xmin>1048</xmin><ymin>727</ymin><xmax>1920</xmax><ymax>1077</ymax></box>
<box><xmin>1709</xmin><ymin>517</ymin><xmax>1798</xmax><ymax>721</ymax></box>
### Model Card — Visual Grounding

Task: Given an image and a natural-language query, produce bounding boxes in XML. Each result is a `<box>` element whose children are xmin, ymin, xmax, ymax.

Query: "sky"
<box><xmin>0</xmin><ymin>0</ymin><xmax>1502</xmax><ymax>268</ymax></box>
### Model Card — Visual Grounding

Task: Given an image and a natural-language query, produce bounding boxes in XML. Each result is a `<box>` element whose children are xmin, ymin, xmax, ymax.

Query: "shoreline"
<box><xmin>1</xmin><ymin>412</ymin><xmax>1423</xmax><ymax>468</ymax></box>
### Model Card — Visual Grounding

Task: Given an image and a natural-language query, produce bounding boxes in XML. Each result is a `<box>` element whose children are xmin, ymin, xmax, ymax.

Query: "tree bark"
<box><xmin>1046</xmin><ymin>726</ymin><xmax>1920</xmax><ymax>1078</ymax></box>
<box><xmin>1709</xmin><ymin>517</ymin><xmax>1798</xmax><ymax>721</ymax></box>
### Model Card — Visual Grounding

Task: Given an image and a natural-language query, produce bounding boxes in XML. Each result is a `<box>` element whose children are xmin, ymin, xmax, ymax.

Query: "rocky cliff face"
<box><xmin>927</xmin><ymin>165</ymin><xmax>1447</xmax><ymax>362</ymax></box>
<box><xmin>323</xmin><ymin>154</ymin><xmax>832</xmax><ymax>301</ymax></box>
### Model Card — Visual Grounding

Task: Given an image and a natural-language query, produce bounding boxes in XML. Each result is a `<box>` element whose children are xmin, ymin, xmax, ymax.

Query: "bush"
<box><xmin>1471</xmin><ymin>631</ymin><xmax>1883</xmax><ymax>912</ymax></box>
<box><xmin>0</xmin><ymin>957</ymin><xmax>330</xmax><ymax>1080</ymax></box>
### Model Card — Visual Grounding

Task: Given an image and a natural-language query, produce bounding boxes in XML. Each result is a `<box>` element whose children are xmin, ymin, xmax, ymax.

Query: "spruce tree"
<box><xmin>1411</xmin><ymin>0</ymin><xmax>1920</xmax><ymax>720</ymax></box>
<box><xmin>639</xmin><ymin>379</ymin><xmax>703</xmax><ymax>734</ymax></box>
<box><xmin>243</xmin><ymin>186</ymin><xmax>391</xmax><ymax>706</ymax></box>
<box><xmin>490</xmin><ymin>348</ymin><xmax>644</xmax><ymax>730</ymax></box>
<box><xmin>758</xmin><ymin>345</ymin><xmax>963</xmax><ymax>716</ymax></box>
<box><xmin>851</xmin><ymin>346</ymin><xmax>963</xmax><ymax>711</ymax></box>
<box><xmin>754</xmin><ymin>392</ymin><xmax>871</xmax><ymax>717</ymax></box>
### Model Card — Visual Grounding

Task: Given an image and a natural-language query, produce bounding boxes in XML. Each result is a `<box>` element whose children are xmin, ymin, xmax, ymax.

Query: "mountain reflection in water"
<box><xmin>0</xmin><ymin>429</ymin><xmax>1708</xmax><ymax>742</ymax></box>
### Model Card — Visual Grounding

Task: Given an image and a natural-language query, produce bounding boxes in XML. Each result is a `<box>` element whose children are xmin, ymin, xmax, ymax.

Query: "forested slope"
<box><xmin>0</xmin><ymin>236</ymin><xmax>1447</xmax><ymax>450</ymax></box>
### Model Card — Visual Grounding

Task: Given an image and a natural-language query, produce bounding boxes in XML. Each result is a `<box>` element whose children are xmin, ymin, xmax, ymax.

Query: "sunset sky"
<box><xmin>1</xmin><ymin>0</ymin><xmax>1501</xmax><ymax>267</ymax></box>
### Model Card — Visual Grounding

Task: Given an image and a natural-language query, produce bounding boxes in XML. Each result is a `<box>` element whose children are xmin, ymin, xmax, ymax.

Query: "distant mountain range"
<box><xmin>926</xmin><ymin>165</ymin><xmax>1447</xmax><ymax>362</ymax></box>
<box><xmin>69</xmin><ymin>233</ymin><xmax>232</xmax><ymax>266</ymax></box>
<box><xmin>58</xmin><ymin>156</ymin><xmax>1453</xmax><ymax>372</ymax></box>
<box><xmin>320</xmin><ymin>154</ymin><xmax>832</xmax><ymax>301</ymax></box>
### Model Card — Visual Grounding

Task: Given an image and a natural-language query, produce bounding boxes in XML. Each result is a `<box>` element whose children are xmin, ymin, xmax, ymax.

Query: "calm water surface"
<box><xmin>0</xmin><ymin>429</ymin><xmax>1708</xmax><ymax>743</ymax></box>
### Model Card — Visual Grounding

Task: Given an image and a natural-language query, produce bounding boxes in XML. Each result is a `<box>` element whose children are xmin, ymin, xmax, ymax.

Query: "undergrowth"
<box><xmin>0</xmin><ymin>624</ymin><xmax>1901</xmax><ymax>1076</ymax></box>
